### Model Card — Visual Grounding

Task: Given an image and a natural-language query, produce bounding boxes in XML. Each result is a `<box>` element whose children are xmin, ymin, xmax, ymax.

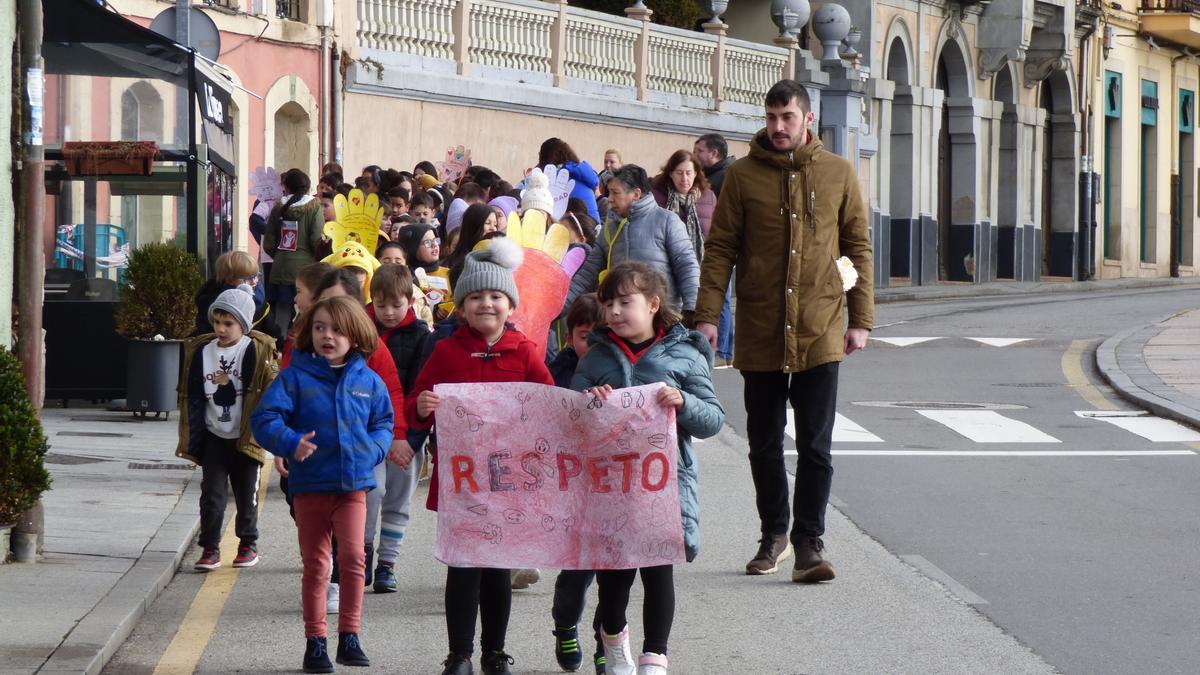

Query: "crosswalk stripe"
<box><xmin>870</xmin><ymin>337</ymin><xmax>941</xmax><ymax>346</ymax></box>
<box><xmin>967</xmin><ymin>338</ymin><xmax>1033</xmax><ymax>347</ymax></box>
<box><xmin>829</xmin><ymin>450</ymin><xmax>1195</xmax><ymax>457</ymax></box>
<box><xmin>1075</xmin><ymin>411</ymin><xmax>1200</xmax><ymax>442</ymax></box>
<box><xmin>784</xmin><ymin>411</ymin><xmax>884</xmax><ymax>443</ymax></box>
<box><xmin>916</xmin><ymin>410</ymin><xmax>1061</xmax><ymax>443</ymax></box>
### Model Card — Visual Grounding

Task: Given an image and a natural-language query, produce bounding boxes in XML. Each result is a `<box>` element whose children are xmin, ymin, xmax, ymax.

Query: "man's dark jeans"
<box><xmin>742</xmin><ymin>363</ymin><xmax>838</xmax><ymax>545</ymax></box>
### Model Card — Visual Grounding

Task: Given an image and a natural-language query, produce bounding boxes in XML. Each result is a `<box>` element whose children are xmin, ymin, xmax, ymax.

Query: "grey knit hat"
<box><xmin>452</xmin><ymin>237</ymin><xmax>524</xmax><ymax>308</ymax></box>
<box><xmin>209</xmin><ymin>284</ymin><xmax>256</xmax><ymax>333</ymax></box>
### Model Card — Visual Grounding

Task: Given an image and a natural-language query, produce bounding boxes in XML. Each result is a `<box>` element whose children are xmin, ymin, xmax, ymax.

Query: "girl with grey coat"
<box><xmin>570</xmin><ymin>262</ymin><xmax>724</xmax><ymax>674</ymax></box>
<box><xmin>564</xmin><ymin>165</ymin><xmax>700</xmax><ymax>317</ymax></box>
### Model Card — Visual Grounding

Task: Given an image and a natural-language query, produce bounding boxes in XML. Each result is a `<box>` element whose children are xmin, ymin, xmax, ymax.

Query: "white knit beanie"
<box><xmin>520</xmin><ymin>171</ymin><xmax>554</xmax><ymax>215</ymax></box>
<box><xmin>452</xmin><ymin>237</ymin><xmax>524</xmax><ymax>308</ymax></box>
<box><xmin>209</xmin><ymin>284</ymin><xmax>256</xmax><ymax>333</ymax></box>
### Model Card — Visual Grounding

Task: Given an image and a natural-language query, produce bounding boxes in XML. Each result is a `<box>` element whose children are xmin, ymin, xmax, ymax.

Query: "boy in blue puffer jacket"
<box><xmin>251</xmin><ymin>296</ymin><xmax>393</xmax><ymax>674</ymax></box>
<box><xmin>571</xmin><ymin>262</ymin><xmax>724</xmax><ymax>675</ymax></box>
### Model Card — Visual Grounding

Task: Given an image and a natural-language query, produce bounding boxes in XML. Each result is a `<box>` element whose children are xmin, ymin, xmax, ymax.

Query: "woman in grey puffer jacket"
<box><xmin>564</xmin><ymin>165</ymin><xmax>700</xmax><ymax>316</ymax></box>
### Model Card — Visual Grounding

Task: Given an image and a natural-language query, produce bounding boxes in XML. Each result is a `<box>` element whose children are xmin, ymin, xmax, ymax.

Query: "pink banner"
<box><xmin>432</xmin><ymin>382</ymin><xmax>683</xmax><ymax>570</ymax></box>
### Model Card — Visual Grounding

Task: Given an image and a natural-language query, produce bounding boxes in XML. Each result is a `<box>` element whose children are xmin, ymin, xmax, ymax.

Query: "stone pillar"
<box><xmin>453</xmin><ymin>0</ymin><xmax>472</xmax><ymax>76</ymax></box>
<box><xmin>549</xmin><ymin>0</ymin><xmax>568</xmax><ymax>88</ymax></box>
<box><xmin>626</xmin><ymin>5</ymin><xmax>653</xmax><ymax>102</ymax></box>
<box><xmin>868</xmin><ymin>77</ymin><xmax>895</xmax><ymax>287</ymax></box>
<box><xmin>703</xmin><ymin>20</ymin><xmax>728</xmax><ymax>112</ymax></box>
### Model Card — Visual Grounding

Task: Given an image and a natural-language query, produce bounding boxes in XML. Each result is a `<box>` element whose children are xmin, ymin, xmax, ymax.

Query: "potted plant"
<box><xmin>0</xmin><ymin>348</ymin><xmax>52</xmax><ymax>563</ymax></box>
<box><xmin>115</xmin><ymin>242</ymin><xmax>204</xmax><ymax>418</ymax></box>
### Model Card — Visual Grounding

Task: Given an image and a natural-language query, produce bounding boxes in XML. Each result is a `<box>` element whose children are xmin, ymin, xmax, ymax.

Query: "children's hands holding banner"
<box><xmin>656</xmin><ymin>386</ymin><xmax>684</xmax><ymax>410</ymax></box>
<box><xmin>417</xmin><ymin>390</ymin><xmax>441</xmax><ymax>419</ymax></box>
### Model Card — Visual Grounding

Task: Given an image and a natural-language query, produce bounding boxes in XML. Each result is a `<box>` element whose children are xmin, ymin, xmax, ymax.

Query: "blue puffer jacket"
<box><xmin>571</xmin><ymin>324</ymin><xmax>725</xmax><ymax>562</ymax></box>
<box><xmin>564</xmin><ymin>160</ymin><xmax>601</xmax><ymax>221</ymax></box>
<box><xmin>251</xmin><ymin>350</ymin><xmax>393</xmax><ymax>495</ymax></box>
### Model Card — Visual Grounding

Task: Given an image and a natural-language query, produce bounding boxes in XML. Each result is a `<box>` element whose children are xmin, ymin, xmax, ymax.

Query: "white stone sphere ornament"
<box><xmin>812</xmin><ymin>3</ymin><xmax>851</xmax><ymax>60</ymax></box>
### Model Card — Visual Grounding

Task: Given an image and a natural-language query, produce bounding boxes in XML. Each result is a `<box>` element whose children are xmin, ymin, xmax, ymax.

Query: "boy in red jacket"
<box><xmin>407</xmin><ymin>238</ymin><xmax>553</xmax><ymax>675</ymax></box>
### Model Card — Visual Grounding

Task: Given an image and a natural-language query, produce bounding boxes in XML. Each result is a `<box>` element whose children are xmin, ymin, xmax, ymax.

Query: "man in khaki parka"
<box><xmin>695</xmin><ymin>80</ymin><xmax>874</xmax><ymax>583</ymax></box>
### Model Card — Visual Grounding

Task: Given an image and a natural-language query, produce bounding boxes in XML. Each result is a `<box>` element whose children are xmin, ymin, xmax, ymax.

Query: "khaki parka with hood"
<box><xmin>695</xmin><ymin>131</ymin><xmax>874</xmax><ymax>372</ymax></box>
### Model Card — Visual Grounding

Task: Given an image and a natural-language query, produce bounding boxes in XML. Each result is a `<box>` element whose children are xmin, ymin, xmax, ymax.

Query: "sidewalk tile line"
<box><xmin>152</xmin><ymin>463</ymin><xmax>272</xmax><ymax>675</ymax></box>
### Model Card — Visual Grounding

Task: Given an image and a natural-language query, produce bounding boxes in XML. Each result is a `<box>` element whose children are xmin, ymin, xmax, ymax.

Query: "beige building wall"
<box><xmin>342</xmin><ymin>94</ymin><xmax>752</xmax><ymax>183</ymax></box>
<box><xmin>1094</xmin><ymin>15</ymin><xmax>1197</xmax><ymax>279</ymax></box>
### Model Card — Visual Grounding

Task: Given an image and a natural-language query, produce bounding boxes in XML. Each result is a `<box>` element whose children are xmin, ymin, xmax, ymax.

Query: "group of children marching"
<box><xmin>178</xmin><ymin>189</ymin><xmax>723</xmax><ymax>675</ymax></box>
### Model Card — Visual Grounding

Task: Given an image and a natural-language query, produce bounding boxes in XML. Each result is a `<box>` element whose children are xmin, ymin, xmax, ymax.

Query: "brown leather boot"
<box><xmin>792</xmin><ymin>537</ymin><xmax>835</xmax><ymax>583</ymax></box>
<box><xmin>745</xmin><ymin>533</ymin><xmax>792</xmax><ymax>575</ymax></box>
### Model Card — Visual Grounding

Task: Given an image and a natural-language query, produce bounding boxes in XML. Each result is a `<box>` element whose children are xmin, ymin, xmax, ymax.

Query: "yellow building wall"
<box><xmin>1094</xmin><ymin>19</ymin><xmax>1193</xmax><ymax>278</ymax></box>
<box><xmin>342</xmin><ymin>94</ymin><xmax>752</xmax><ymax>184</ymax></box>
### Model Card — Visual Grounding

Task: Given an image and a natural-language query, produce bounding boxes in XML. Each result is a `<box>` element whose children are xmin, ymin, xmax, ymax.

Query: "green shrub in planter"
<box><xmin>0</xmin><ymin>348</ymin><xmax>51</xmax><ymax>526</ymax></box>
<box><xmin>115</xmin><ymin>242</ymin><xmax>204</xmax><ymax>340</ymax></box>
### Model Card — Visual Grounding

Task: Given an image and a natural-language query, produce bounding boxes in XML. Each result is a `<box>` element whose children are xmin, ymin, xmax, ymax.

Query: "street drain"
<box><xmin>852</xmin><ymin>401</ymin><xmax>1028</xmax><ymax>411</ymax></box>
<box><xmin>56</xmin><ymin>431</ymin><xmax>134</xmax><ymax>438</ymax></box>
<box><xmin>128</xmin><ymin>462</ymin><xmax>194</xmax><ymax>471</ymax></box>
<box><xmin>44</xmin><ymin>453</ymin><xmax>110</xmax><ymax>465</ymax></box>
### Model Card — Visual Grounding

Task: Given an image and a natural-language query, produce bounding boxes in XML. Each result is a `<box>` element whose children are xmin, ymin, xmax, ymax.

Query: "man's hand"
<box><xmin>273</xmin><ymin>455</ymin><xmax>289</xmax><ymax>478</ymax></box>
<box><xmin>387</xmin><ymin>439</ymin><xmax>416</xmax><ymax>468</ymax></box>
<box><xmin>844</xmin><ymin>328</ymin><xmax>870</xmax><ymax>355</ymax></box>
<box><xmin>294</xmin><ymin>431</ymin><xmax>318</xmax><ymax>462</ymax></box>
<box><xmin>417</xmin><ymin>391</ymin><xmax>441</xmax><ymax>419</ymax></box>
<box><xmin>696</xmin><ymin>321</ymin><xmax>718</xmax><ymax>349</ymax></box>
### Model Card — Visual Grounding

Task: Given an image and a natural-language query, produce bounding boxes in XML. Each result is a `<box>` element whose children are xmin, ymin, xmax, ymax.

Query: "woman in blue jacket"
<box><xmin>251</xmin><ymin>296</ymin><xmax>393</xmax><ymax>673</ymax></box>
<box><xmin>539</xmin><ymin>137</ymin><xmax>601</xmax><ymax>221</ymax></box>
<box><xmin>571</xmin><ymin>262</ymin><xmax>724</xmax><ymax>675</ymax></box>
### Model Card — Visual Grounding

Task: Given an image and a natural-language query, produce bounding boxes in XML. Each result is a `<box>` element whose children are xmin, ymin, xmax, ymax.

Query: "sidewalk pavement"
<box><xmin>0</xmin><ymin>407</ymin><xmax>196</xmax><ymax>675</ymax></box>
<box><xmin>1097</xmin><ymin>307</ymin><xmax>1200</xmax><ymax>431</ymax></box>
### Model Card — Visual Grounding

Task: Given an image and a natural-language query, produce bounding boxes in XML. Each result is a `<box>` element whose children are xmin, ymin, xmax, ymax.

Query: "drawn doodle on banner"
<box><xmin>433</xmin><ymin>382</ymin><xmax>683</xmax><ymax>570</ymax></box>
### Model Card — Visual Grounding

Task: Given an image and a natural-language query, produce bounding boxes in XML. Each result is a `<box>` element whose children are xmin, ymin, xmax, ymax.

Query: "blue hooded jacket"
<box><xmin>251</xmin><ymin>349</ymin><xmax>393</xmax><ymax>495</ymax></box>
<box><xmin>571</xmin><ymin>323</ymin><xmax>725</xmax><ymax>561</ymax></box>
<box><xmin>564</xmin><ymin>160</ymin><xmax>601</xmax><ymax>222</ymax></box>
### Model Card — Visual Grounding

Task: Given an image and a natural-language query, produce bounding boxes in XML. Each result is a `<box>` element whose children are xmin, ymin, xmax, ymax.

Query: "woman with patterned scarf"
<box><xmin>651</xmin><ymin>150</ymin><xmax>718</xmax><ymax>264</ymax></box>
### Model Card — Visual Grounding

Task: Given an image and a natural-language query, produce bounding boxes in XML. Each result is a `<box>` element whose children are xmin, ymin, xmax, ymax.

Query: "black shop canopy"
<box><xmin>42</xmin><ymin>0</ymin><xmax>236</xmax><ymax>171</ymax></box>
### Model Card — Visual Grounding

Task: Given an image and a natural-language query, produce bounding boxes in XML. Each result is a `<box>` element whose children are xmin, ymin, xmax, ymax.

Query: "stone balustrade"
<box><xmin>356</xmin><ymin>0</ymin><xmax>791</xmax><ymax>112</ymax></box>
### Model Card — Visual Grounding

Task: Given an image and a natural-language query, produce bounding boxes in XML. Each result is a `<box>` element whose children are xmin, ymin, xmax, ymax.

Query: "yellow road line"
<box><xmin>153</xmin><ymin>462</ymin><xmax>273</xmax><ymax>675</ymax></box>
<box><xmin>1061</xmin><ymin>339</ymin><xmax>1119</xmax><ymax>411</ymax></box>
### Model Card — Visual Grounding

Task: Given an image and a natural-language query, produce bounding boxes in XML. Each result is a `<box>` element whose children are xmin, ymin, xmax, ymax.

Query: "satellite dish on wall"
<box><xmin>150</xmin><ymin>7</ymin><xmax>222</xmax><ymax>62</ymax></box>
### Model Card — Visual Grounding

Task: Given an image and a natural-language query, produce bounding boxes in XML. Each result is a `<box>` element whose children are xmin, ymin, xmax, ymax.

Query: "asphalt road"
<box><xmin>719</xmin><ymin>285</ymin><xmax>1200</xmax><ymax>674</ymax></box>
<box><xmin>105</xmin><ymin>285</ymin><xmax>1199</xmax><ymax>675</ymax></box>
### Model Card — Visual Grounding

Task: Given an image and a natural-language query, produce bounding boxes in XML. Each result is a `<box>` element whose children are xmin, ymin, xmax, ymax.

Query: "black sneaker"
<box><xmin>594</xmin><ymin>653</ymin><xmax>606</xmax><ymax>674</ymax></box>
<box><xmin>792</xmin><ymin>536</ymin><xmax>836</xmax><ymax>583</ymax></box>
<box><xmin>745</xmin><ymin>533</ymin><xmax>792</xmax><ymax>575</ymax></box>
<box><xmin>193</xmin><ymin>547</ymin><xmax>221</xmax><ymax>571</ymax></box>
<box><xmin>481</xmin><ymin>650</ymin><xmax>514</xmax><ymax>675</ymax></box>
<box><xmin>373</xmin><ymin>562</ymin><xmax>398</xmax><ymax>593</ymax></box>
<box><xmin>303</xmin><ymin>636</ymin><xmax>333</xmax><ymax>674</ymax></box>
<box><xmin>336</xmin><ymin>632</ymin><xmax>370</xmax><ymax>666</ymax></box>
<box><xmin>441</xmin><ymin>652</ymin><xmax>473</xmax><ymax>675</ymax></box>
<box><xmin>554</xmin><ymin>625</ymin><xmax>583</xmax><ymax>671</ymax></box>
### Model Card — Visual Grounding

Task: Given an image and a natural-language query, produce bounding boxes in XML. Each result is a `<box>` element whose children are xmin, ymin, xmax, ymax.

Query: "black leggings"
<box><xmin>596</xmin><ymin>564</ymin><xmax>675</xmax><ymax>655</ymax></box>
<box><xmin>445</xmin><ymin>566</ymin><xmax>512</xmax><ymax>656</ymax></box>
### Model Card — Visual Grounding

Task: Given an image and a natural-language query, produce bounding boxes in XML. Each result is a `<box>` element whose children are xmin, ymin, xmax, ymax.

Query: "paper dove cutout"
<box><xmin>326</xmin><ymin>188</ymin><xmax>384</xmax><ymax>253</ymax></box>
<box><xmin>250</xmin><ymin>167</ymin><xmax>283</xmax><ymax>204</ymax></box>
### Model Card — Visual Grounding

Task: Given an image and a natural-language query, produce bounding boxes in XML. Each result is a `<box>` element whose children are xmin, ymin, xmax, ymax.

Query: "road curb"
<box><xmin>1095</xmin><ymin>313</ymin><xmax>1200</xmax><ymax>431</ymax></box>
<box><xmin>39</xmin><ymin>473</ymin><xmax>201</xmax><ymax>675</ymax></box>
<box><xmin>876</xmin><ymin>276</ymin><xmax>1200</xmax><ymax>304</ymax></box>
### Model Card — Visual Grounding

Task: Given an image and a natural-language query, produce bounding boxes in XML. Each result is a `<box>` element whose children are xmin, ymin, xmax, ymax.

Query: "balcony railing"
<box><xmin>356</xmin><ymin>0</ymin><xmax>793</xmax><ymax>112</ymax></box>
<box><xmin>1140</xmin><ymin>0</ymin><xmax>1200</xmax><ymax>11</ymax></box>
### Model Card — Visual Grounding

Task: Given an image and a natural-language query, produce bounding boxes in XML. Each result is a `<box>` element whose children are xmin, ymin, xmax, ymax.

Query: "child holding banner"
<box><xmin>251</xmin><ymin>296</ymin><xmax>394</xmax><ymax>673</ymax></box>
<box><xmin>571</xmin><ymin>262</ymin><xmax>725</xmax><ymax>675</ymax></box>
<box><xmin>407</xmin><ymin>237</ymin><xmax>554</xmax><ymax>675</ymax></box>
